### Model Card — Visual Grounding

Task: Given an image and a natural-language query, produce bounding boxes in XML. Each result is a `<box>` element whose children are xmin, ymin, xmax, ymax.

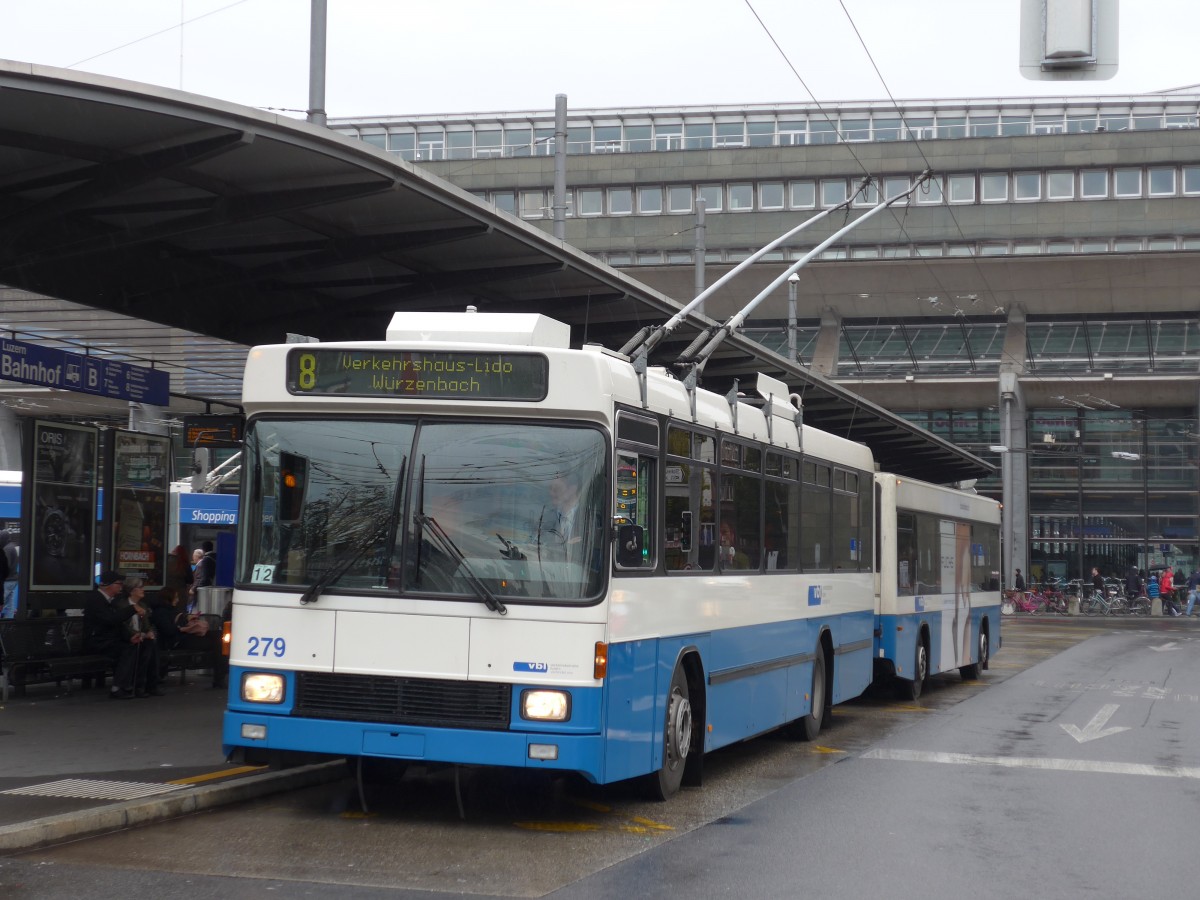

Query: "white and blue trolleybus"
<box><xmin>223</xmin><ymin>310</ymin><xmax>1000</xmax><ymax>798</ymax></box>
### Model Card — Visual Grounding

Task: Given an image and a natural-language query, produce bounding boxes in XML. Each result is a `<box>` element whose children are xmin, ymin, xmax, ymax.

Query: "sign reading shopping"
<box><xmin>1</xmin><ymin>336</ymin><xmax>169</xmax><ymax>405</ymax></box>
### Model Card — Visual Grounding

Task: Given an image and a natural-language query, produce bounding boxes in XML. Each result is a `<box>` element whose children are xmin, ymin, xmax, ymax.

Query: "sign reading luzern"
<box><xmin>287</xmin><ymin>349</ymin><xmax>550</xmax><ymax>401</ymax></box>
<box><xmin>0</xmin><ymin>336</ymin><xmax>169</xmax><ymax>405</ymax></box>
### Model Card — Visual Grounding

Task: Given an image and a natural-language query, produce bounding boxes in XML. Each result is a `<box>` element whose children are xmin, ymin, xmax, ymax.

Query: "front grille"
<box><xmin>295</xmin><ymin>672</ymin><xmax>512</xmax><ymax>731</ymax></box>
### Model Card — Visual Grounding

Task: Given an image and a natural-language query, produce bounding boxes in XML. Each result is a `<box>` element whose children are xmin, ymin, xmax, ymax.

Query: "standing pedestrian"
<box><xmin>1013</xmin><ymin>568</ymin><xmax>1026</xmax><ymax>592</ymax></box>
<box><xmin>165</xmin><ymin>545</ymin><xmax>193</xmax><ymax>597</ymax></box>
<box><xmin>1186</xmin><ymin>568</ymin><xmax>1200</xmax><ymax>617</ymax></box>
<box><xmin>1124</xmin><ymin>564</ymin><xmax>1142</xmax><ymax>600</ymax></box>
<box><xmin>0</xmin><ymin>529</ymin><xmax>17</xmax><ymax>618</ymax></box>
<box><xmin>1161</xmin><ymin>567</ymin><xmax>1182</xmax><ymax>616</ymax></box>
<box><xmin>192</xmin><ymin>540</ymin><xmax>216</xmax><ymax>612</ymax></box>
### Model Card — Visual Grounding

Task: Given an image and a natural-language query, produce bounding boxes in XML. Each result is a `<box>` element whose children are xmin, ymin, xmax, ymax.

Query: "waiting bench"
<box><xmin>0</xmin><ymin>615</ymin><xmax>224</xmax><ymax>701</ymax></box>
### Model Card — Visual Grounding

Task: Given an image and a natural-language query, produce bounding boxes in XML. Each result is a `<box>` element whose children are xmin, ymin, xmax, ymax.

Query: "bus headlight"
<box><xmin>521</xmin><ymin>689</ymin><xmax>571</xmax><ymax>721</ymax></box>
<box><xmin>241</xmin><ymin>673</ymin><xmax>286</xmax><ymax>704</ymax></box>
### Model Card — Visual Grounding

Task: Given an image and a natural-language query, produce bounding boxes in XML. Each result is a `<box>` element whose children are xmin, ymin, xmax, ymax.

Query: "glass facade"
<box><xmin>1020</xmin><ymin>408</ymin><xmax>1198</xmax><ymax>584</ymax></box>
<box><xmin>895</xmin><ymin>405</ymin><xmax>1199</xmax><ymax>585</ymax></box>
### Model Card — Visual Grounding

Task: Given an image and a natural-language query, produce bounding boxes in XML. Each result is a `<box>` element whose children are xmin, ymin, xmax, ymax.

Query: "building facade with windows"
<box><xmin>332</xmin><ymin>94</ymin><xmax>1200</xmax><ymax>586</ymax></box>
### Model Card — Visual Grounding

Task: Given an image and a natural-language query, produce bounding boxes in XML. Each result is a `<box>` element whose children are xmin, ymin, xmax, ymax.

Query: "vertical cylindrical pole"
<box><xmin>787</xmin><ymin>274</ymin><xmax>799</xmax><ymax>360</ymax></box>
<box><xmin>1001</xmin><ymin>395</ymin><xmax>1013</xmax><ymax>589</ymax></box>
<box><xmin>307</xmin><ymin>0</ymin><xmax>328</xmax><ymax>127</ymax></box>
<box><xmin>553</xmin><ymin>94</ymin><xmax>568</xmax><ymax>240</ymax></box>
<box><xmin>693</xmin><ymin>197</ymin><xmax>706</xmax><ymax>314</ymax></box>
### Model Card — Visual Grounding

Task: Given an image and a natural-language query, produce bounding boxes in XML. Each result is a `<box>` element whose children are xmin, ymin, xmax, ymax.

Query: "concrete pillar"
<box><xmin>0</xmin><ymin>405</ymin><xmax>21</xmax><ymax>470</ymax></box>
<box><xmin>999</xmin><ymin>306</ymin><xmax>1029</xmax><ymax>589</ymax></box>
<box><xmin>809</xmin><ymin>306</ymin><xmax>842</xmax><ymax>376</ymax></box>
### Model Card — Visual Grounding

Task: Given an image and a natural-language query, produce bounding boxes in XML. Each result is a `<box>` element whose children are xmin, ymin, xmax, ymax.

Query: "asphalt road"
<box><xmin>2</xmin><ymin>617</ymin><xmax>1196</xmax><ymax>899</ymax></box>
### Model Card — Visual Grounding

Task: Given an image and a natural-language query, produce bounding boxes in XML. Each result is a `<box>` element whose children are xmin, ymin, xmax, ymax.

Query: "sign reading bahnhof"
<box><xmin>286</xmin><ymin>349</ymin><xmax>549</xmax><ymax>401</ymax></box>
<box><xmin>0</xmin><ymin>336</ymin><xmax>169</xmax><ymax>405</ymax></box>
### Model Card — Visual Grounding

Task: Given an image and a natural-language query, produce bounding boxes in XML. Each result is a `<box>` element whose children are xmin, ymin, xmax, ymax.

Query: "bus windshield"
<box><xmin>239</xmin><ymin>418</ymin><xmax>608</xmax><ymax>603</ymax></box>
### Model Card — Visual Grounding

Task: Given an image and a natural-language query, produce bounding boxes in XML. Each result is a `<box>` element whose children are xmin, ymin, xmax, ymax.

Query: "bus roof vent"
<box><xmin>386</xmin><ymin>311</ymin><xmax>571</xmax><ymax>348</ymax></box>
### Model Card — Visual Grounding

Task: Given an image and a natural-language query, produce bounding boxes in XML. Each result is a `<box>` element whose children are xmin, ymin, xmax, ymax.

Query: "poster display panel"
<box><xmin>29</xmin><ymin>420</ymin><xmax>98</xmax><ymax>591</ymax></box>
<box><xmin>110</xmin><ymin>431</ymin><xmax>171</xmax><ymax>588</ymax></box>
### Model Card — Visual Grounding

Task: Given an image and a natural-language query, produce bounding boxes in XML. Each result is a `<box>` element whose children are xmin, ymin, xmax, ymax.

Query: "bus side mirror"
<box><xmin>616</xmin><ymin>523</ymin><xmax>645</xmax><ymax>568</ymax></box>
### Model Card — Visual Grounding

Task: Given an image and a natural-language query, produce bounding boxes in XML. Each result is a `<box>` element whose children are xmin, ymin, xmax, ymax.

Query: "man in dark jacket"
<box><xmin>1124</xmin><ymin>565</ymin><xmax>1142</xmax><ymax>600</ymax></box>
<box><xmin>82</xmin><ymin>570</ymin><xmax>145</xmax><ymax>699</ymax></box>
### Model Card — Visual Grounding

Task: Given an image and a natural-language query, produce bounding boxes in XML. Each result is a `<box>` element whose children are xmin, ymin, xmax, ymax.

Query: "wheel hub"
<box><xmin>667</xmin><ymin>689</ymin><xmax>692</xmax><ymax>764</ymax></box>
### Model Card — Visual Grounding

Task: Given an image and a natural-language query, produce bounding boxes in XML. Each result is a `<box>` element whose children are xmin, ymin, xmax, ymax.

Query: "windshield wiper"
<box><xmin>300</xmin><ymin>538</ymin><xmax>376</xmax><ymax>605</ymax></box>
<box><xmin>415</xmin><ymin>513</ymin><xmax>507</xmax><ymax>616</ymax></box>
<box><xmin>300</xmin><ymin>457</ymin><xmax>407</xmax><ymax>605</ymax></box>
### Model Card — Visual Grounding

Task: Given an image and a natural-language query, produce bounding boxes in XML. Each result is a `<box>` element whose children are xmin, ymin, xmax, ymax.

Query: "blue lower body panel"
<box><xmin>877</xmin><ymin>604</ymin><xmax>999</xmax><ymax>678</ymax></box>
<box><xmin>223</xmin><ymin>667</ymin><xmax>607</xmax><ymax>783</ymax></box>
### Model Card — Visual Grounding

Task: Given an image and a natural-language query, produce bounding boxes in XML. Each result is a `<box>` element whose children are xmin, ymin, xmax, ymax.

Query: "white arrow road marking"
<box><xmin>1150</xmin><ymin>642</ymin><xmax>1180</xmax><ymax>652</ymax></box>
<box><xmin>1060</xmin><ymin>704</ymin><xmax>1130</xmax><ymax>743</ymax></box>
<box><xmin>862</xmin><ymin>748</ymin><xmax>1200</xmax><ymax>781</ymax></box>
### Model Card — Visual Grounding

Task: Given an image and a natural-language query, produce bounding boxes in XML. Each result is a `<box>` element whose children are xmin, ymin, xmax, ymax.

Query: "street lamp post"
<box><xmin>787</xmin><ymin>272</ymin><xmax>800</xmax><ymax>361</ymax></box>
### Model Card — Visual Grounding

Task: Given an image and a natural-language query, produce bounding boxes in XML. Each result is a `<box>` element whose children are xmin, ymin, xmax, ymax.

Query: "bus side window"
<box><xmin>616</xmin><ymin>451</ymin><xmax>656</xmax><ymax>570</ymax></box>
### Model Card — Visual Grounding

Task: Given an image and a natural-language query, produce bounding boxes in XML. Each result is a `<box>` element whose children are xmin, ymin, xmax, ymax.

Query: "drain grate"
<box><xmin>1</xmin><ymin>779</ymin><xmax>187</xmax><ymax>800</ymax></box>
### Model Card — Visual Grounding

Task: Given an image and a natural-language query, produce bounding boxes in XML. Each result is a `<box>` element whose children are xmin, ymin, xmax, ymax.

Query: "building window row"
<box><xmin>344</xmin><ymin>106</ymin><xmax>1200</xmax><ymax>159</ymax></box>
<box><xmin>598</xmin><ymin>235</ymin><xmax>1200</xmax><ymax>268</ymax></box>
<box><xmin>477</xmin><ymin>165</ymin><xmax>1200</xmax><ymax>221</ymax></box>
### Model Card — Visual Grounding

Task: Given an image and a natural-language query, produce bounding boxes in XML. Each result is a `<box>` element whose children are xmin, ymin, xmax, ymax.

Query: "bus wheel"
<box><xmin>791</xmin><ymin>642</ymin><xmax>827</xmax><ymax>741</ymax></box>
<box><xmin>897</xmin><ymin>637</ymin><xmax>928</xmax><ymax>700</ymax></box>
<box><xmin>646</xmin><ymin>664</ymin><xmax>693</xmax><ymax>801</ymax></box>
<box><xmin>960</xmin><ymin>627</ymin><xmax>987</xmax><ymax>680</ymax></box>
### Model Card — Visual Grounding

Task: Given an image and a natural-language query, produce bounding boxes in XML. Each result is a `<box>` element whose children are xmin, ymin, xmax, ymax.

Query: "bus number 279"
<box><xmin>246</xmin><ymin>636</ymin><xmax>287</xmax><ymax>658</ymax></box>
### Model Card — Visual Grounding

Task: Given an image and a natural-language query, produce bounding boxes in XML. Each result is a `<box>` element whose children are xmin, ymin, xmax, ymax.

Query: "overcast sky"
<box><xmin>1</xmin><ymin>1</ymin><xmax>1197</xmax><ymax>118</ymax></box>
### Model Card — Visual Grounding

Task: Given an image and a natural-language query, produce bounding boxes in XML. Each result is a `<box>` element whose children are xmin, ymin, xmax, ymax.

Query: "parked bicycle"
<box><xmin>1081</xmin><ymin>586</ymin><xmax>1150</xmax><ymax>616</ymax></box>
<box><xmin>1081</xmin><ymin>589</ymin><xmax>1120</xmax><ymax>615</ymax></box>
<box><xmin>1123</xmin><ymin>593</ymin><xmax>1152</xmax><ymax>615</ymax></box>
<box><xmin>1003</xmin><ymin>589</ymin><xmax>1045</xmax><ymax>615</ymax></box>
<box><xmin>1037</xmin><ymin>578</ymin><xmax>1070</xmax><ymax>614</ymax></box>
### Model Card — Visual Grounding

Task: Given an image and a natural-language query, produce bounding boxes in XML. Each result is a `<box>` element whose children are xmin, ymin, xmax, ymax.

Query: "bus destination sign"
<box><xmin>287</xmin><ymin>349</ymin><xmax>549</xmax><ymax>401</ymax></box>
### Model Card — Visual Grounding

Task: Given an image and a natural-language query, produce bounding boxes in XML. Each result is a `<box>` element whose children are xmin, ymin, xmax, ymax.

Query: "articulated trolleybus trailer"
<box><xmin>223</xmin><ymin>310</ymin><xmax>999</xmax><ymax>798</ymax></box>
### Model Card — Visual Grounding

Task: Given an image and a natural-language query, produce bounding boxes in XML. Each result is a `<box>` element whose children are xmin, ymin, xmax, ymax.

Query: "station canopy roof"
<box><xmin>0</xmin><ymin>60</ymin><xmax>991</xmax><ymax>483</ymax></box>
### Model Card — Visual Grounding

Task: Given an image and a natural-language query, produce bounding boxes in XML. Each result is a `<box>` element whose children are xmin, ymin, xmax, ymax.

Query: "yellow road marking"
<box><xmin>523</xmin><ymin>799</ymin><xmax>674</xmax><ymax>835</ymax></box>
<box><xmin>167</xmin><ymin>765</ymin><xmax>266</xmax><ymax>786</ymax></box>
<box><xmin>812</xmin><ymin>745</ymin><xmax>845</xmax><ymax>754</ymax></box>
<box><xmin>628</xmin><ymin>815</ymin><xmax>673</xmax><ymax>831</ymax></box>
<box><xmin>515</xmin><ymin>821</ymin><xmax>603</xmax><ymax>832</ymax></box>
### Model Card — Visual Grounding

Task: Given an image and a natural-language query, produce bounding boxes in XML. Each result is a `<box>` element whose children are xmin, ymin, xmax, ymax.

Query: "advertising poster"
<box><xmin>110</xmin><ymin>431</ymin><xmax>171</xmax><ymax>589</ymax></box>
<box><xmin>30</xmin><ymin>421</ymin><xmax>98</xmax><ymax>591</ymax></box>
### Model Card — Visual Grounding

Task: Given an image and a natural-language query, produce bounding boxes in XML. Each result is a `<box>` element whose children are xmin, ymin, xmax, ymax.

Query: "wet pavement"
<box><xmin>0</xmin><ymin>672</ymin><xmax>343</xmax><ymax>851</ymax></box>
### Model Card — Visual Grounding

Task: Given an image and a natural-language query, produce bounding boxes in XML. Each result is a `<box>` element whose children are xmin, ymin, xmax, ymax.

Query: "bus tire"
<box><xmin>897</xmin><ymin>635</ymin><xmax>928</xmax><ymax>700</ymax></box>
<box><xmin>646</xmin><ymin>664</ymin><xmax>693</xmax><ymax>801</ymax></box>
<box><xmin>960</xmin><ymin>626</ymin><xmax>987</xmax><ymax>680</ymax></box>
<box><xmin>789</xmin><ymin>642</ymin><xmax>827</xmax><ymax>741</ymax></box>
